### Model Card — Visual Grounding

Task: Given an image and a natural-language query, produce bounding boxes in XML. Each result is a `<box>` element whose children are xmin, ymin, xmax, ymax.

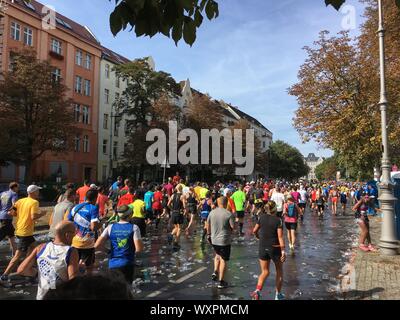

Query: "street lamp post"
<box><xmin>377</xmin><ymin>0</ymin><xmax>399</xmax><ymax>256</ymax></box>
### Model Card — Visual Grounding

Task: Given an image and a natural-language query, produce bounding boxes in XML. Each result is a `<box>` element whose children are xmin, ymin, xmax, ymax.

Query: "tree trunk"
<box><xmin>24</xmin><ymin>160</ymin><xmax>32</xmax><ymax>185</ymax></box>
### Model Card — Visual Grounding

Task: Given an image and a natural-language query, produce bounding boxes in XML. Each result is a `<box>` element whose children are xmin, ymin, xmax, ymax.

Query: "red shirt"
<box><xmin>118</xmin><ymin>193</ymin><xmax>135</xmax><ymax>207</ymax></box>
<box><xmin>97</xmin><ymin>194</ymin><xmax>109</xmax><ymax>218</ymax></box>
<box><xmin>76</xmin><ymin>185</ymin><xmax>90</xmax><ymax>204</ymax></box>
<box><xmin>152</xmin><ymin>191</ymin><xmax>163</xmax><ymax>210</ymax></box>
<box><xmin>163</xmin><ymin>183</ymin><xmax>174</xmax><ymax>197</ymax></box>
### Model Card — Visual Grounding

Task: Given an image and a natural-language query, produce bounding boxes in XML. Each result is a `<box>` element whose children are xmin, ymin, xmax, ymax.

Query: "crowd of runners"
<box><xmin>0</xmin><ymin>172</ymin><xmax>381</xmax><ymax>300</ymax></box>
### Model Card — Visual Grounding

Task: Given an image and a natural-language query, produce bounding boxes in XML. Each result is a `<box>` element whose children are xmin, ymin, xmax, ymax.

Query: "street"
<box><xmin>0</xmin><ymin>205</ymin><xmax>359</xmax><ymax>300</ymax></box>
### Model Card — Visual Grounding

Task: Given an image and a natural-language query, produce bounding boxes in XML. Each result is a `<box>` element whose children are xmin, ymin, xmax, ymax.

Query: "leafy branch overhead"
<box><xmin>109</xmin><ymin>0</ymin><xmax>219</xmax><ymax>46</ymax></box>
<box><xmin>326</xmin><ymin>0</ymin><xmax>400</xmax><ymax>10</ymax></box>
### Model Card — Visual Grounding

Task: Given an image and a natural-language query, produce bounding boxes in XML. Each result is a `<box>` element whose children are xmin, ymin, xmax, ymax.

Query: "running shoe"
<box><xmin>0</xmin><ymin>275</ymin><xmax>8</xmax><ymax>282</ymax></box>
<box><xmin>167</xmin><ymin>234</ymin><xmax>173</xmax><ymax>245</ymax></box>
<box><xmin>250</xmin><ymin>290</ymin><xmax>261</xmax><ymax>300</ymax></box>
<box><xmin>211</xmin><ymin>272</ymin><xmax>218</xmax><ymax>282</ymax></box>
<box><xmin>275</xmin><ymin>292</ymin><xmax>285</xmax><ymax>300</ymax></box>
<box><xmin>218</xmin><ymin>280</ymin><xmax>228</xmax><ymax>289</ymax></box>
<box><xmin>359</xmin><ymin>244</ymin><xmax>370</xmax><ymax>252</ymax></box>
<box><xmin>368</xmin><ymin>244</ymin><xmax>378</xmax><ymax>252</ymax></box>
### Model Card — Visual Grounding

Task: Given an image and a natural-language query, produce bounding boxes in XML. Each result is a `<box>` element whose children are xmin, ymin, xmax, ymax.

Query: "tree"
<box><xmin>315</xmin><ymin>156</ymin><xmax>340</xmax><ymax>181</ymax></box>
<box><xmin>0</xmin><ymin>49</ymin><xmax>74</xmax><ymax>183</ymax></box>
<box><xmin>289</xmin><ymin>1</ymin><xmax>400</xmax><ymax>175</ymax></box>
<box><xmin>268</xmin><ymin>141</ymin><xmax>309</xmax><ymax>180</ymax></box>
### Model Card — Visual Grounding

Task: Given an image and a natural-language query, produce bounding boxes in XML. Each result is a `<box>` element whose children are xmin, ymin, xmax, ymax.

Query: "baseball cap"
<box><xmin>117</xmin><ymin>205</ymin><xmax>132</xmax><ymax>218</ymax></box>
<box><xmin>90</xmin><ymin>184</ymin><xmax>98</xmax><ymax>189</ymax></box>
<box><xmin>27</xmin><ymin>185</ymin><xmax>42</xmax><ymax>194</ymax></box>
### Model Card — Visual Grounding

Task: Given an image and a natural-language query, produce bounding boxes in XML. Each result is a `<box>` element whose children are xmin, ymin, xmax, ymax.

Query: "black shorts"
<box><xmin>153</xmin><ymin>209</ymin><xmax>162</xmax><ymax>218</ymax></box>
<box><xmin>111</xmin><ymin>264</ymin><xmax>135</xmax><ymax>284</ymax></box>
<box><xmin>285</xmin><ymin>222</ymin><xmax>297</xmax><ymax>231</ymax></box>
<box><xmin>171</xmin><ymin>212</ymin><xmax>184</xmax><ymax>225</ymax></box>
<box><xmin>276</xmin><ymin>211</ymin><xmax>283</xmax><ymax>218</ymax></box>
<box><xmin>0</xmin><ymin>220</ymin><xmax>15</xmax><ymax>241</ymax></box>
<box><xmin>77</xmin><ymin>248</ymin><xmax>95</xmax><ymax>267</ymax></box>
<box><xmin>259</xmin><ymin>246</ymin><xmax>281</xmax><ymax>262</ymax></box>
<box><xmin>317</xmin><ymin>204</ymin><xmax>324</xmax><ymax>210</ymax></box>
<box><xmin>341</xmin><ymin>199</ymin><xmax>347</xmax><ymax>204</ymax></box>
<box><xmin>212</xmin><ymin>245</ymin><xmax>231</xmax><ymax>261</ymax></box>
<box><xmin>131</xmin><ymin>217</ymin><xmax>146</xmax><ymax>237</ymax></box>
<box><xmin>236</xmin><ymin>211</ymin><xmax>245</xmax><ymax>219</ymax></box>
<box><xmin>187</xmin><ymin>204</ymin><xmax>197</xmax><ymax>214</ymax></box>
<box><xmin>16</xmin><ymin>235</ymin><xmax>35</xmax><ymax>253</ymax></box>
<box><xmin>298</xmin><ymin>203</ymin><xmax>306</xmax><ymax>209</ymax></box>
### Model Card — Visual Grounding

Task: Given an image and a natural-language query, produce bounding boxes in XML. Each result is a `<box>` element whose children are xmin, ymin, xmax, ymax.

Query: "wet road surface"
<box><xmin>0</xmin><ymin>204</ymin><xmax>360</xmax><ymax>300</ymax></box>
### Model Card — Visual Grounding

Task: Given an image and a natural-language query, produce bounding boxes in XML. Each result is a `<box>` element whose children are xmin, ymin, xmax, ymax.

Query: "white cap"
<box><xmin>27</xmin><ymin>185</ymin><xmax>42</xmax><ymax>194</ymax></box>
<box><xmin>90</xmin><ymin>184</ymin><xmax>98</xmax><ymax>189</ymax></box>
<box><xmin>250</xmin><ymin>181</ymin><xmax>255</xmax><ymax>184</ymax></box>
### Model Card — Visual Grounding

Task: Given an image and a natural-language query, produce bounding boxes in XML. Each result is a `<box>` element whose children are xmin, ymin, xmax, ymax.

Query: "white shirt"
<box><xmin>299</xmin><ymin>189</ymin><xmax>307</xmax><ymax>203</ymax></box>
<box><xmin>271</xmin><ymin>192</ymin><xmax>285</xmax><ymax>212</ymax></box>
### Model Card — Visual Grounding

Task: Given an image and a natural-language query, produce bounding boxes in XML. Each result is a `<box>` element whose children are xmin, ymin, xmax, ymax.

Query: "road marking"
<box><xmin>145</xmin><ymin>267</ymin><xmax>207</xmax><ymax>298</ymax></box>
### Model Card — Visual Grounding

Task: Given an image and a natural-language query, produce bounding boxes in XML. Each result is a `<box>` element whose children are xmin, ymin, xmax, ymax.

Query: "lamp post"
<box><xmin>377</xmin><ymin>0</ymin><xmax>399</xmax><ymax>256</ymax></box>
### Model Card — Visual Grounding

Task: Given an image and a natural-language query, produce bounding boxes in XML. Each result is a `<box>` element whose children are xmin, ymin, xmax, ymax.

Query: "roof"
<box><xmin>12</xmin><ymin>0</ymin><xmax>100</xmax><ymax>47</ymax></box>
<box><xmin>101</xmin><ymin>46</ymin><xmax>131</xmax><ymax>65</ymax></box>
<box><xmin>305</xmin><ymin>153</ymin><xmax>321</xmax><ymax>162</ymax></box>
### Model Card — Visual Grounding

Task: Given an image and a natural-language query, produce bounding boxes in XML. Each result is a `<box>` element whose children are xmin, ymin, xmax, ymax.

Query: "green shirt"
<box><xmin>231</xmin><ymin>190</ymin><xmax>246</xmax><ymax>211</ymax></box>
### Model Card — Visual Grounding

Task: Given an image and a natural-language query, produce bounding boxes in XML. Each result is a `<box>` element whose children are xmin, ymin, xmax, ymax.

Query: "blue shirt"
<box><xmin>111</xmin><ymin>181</ymin><xmax>120</xmax><ymax>191</ymax></box>
<box><xmin>144</xmin><ymin>191</ymin><xmax>154</xmax><ymax>211</ymax></box>
<box><xmin>101</xmin><ymin>222</ymin><xmax>141</xmax><ymax>268</ymax></box>
<box><xmin>0</xmin><ymin>190</ymin><xmax>18</xmax><ymax>220</ymax></box>
<box><xmin>68</xmin><ymin>202</ymin><xmax>99</xmax><ymax>248</ymax></box>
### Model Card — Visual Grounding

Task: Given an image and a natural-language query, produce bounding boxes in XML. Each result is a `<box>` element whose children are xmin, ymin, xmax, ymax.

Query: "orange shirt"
<box><xmin>76</xmin><ymin>185</ymin><xmax>90</xmax><ymax>204</ymax></box>
<box><xmin>97</xmin><ymin>193</ymin><xmax>109</xmax><ymax>217</ymax></box>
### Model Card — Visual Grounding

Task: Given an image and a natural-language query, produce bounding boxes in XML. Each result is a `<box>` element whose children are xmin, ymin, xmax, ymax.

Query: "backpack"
<box><xmin>287</xmin><ymin>203</ymin><xmax>297</xmax><ymax>218</ymax></box>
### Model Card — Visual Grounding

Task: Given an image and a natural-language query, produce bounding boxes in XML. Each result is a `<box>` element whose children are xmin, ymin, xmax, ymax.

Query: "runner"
<box><xmin>184</xmin><ymin>187</ymin><xmax>198</xmax><ymax>236</ymax></box>
<box><xmin>172</xmin><ymin>172</ymin><xmax>181</xmax><ymax>186</ymax></box>
<box><xmin>251</xmin><ymin>202</ymin><xmax>286</xmax><ymax>300</ymax></box>
<box><xmin>95</xmin><ymin>205</ymin><xmax>144</xmax><ymax>283</ymax></box>
<box><xmin>316</xmin><ymin>187</ymin><xmax>326</xmax><ymax>219</ymax></box>
<box><xmin>200</xmin><ymin>191</ymin><xmax>214</xmax><ymax>243</ymax></box>
<box><xmin>76</xmin><ymin>180</ymin><xmax>90</xmax><ymax>204</ymax></box>
<box><xmin>152</xmin><ymin>185</ymin><xmax>163</xmax><ymax>230</ymax></box>
<box><xmin>17</xmin><ymin>221</ymin><xmax>79</xmax><ymax>300</ymax></box>
<box><xmin>0</xmin><ymin>182</ymin><xmax>19</xmax><ymax>256</ymax></box>
<box><xmin>206</xmin><ymin>197</ymin><xmax>234</xmax><ymax>289</ymax></box>
<box><xmin>49</xmin><ymin>189</ymin><xmax>75</xmax><ymax>240</ymax></box>
<box><xmin>329</xmin><ymin>186</ymin><xmax>339</xmax><ymax>216</ymax></box>
<box><xmin>298</xmin><ymin>185</ymin><xmax>307</xmax><ymax>222</ymax></box>
<box><xmin>96</xmin><ymin>186</ymin><xmax>110</xmax><ymax>220</ymax></box>
<box><xmin>163</xmin><ymin>178</ymin><xmax>174</xmax><ymax>198</ymax></box>
<box><xmin>340</xmin><ymin>186</ymin><xmax>349</xmax><ymax>215</ymax></box>
<box><xmin>109</xmin><ymin>176</ymin><xmax>123</xmax><ymax>192</ymax></box>
<box><xmin>283</xmin><ymin>195</ymin><xmax>300</xmax><ymax>254</ymax></box>
<box><xmin>167</xmin><ymin>185</ymin><xmax>186</xmax><ymax>249</ymax></box>
<box><xmin>253</xmin><ymin>184</ymin><xmax>264</xmax><ymax>217</ymax></box>
<box><xmin>144</xmin><ymin>185</ymin><xmax>155</xmax><ymax>225</ymax></box>
<box><xmin>129</xmin><ymin>190</ymin><xmax>147</xmax><ymax>238</ymax></box>
<box><xmin>231</xmin><ymin>185</ymin><xmax>246</xmax><ymax>236</ymax></box>
<box><xmin>1</xmin><ymin>185</ymin><xmax>47</xmax><ymax>281</ymax></box>
<box><xmin>270</xmin><ymin>187</ymin><xmax>285</xmax><ymax>219</ymax></box>
<box><xmin>67</xmin><ymin>189</ymin><xmax>100</xmax><ymax>274</ymax></box>
<box><xmin>57</xmin><ymin>183</ymin><xmax>75</xmax><ymax>204</ymax></box>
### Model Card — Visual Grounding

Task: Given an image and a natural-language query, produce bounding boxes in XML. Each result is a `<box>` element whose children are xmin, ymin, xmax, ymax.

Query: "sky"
<box><xmin>43</xmin><ymin>0</ymin><xmax>367</xmax><ymax>158</ymax></box>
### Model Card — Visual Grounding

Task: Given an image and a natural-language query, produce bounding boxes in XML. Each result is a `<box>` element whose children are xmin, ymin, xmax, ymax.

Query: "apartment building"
<box><xmin>0</xmin><ymin>0</ymin><xmax>102</xmax><ymax>183</ymax></box>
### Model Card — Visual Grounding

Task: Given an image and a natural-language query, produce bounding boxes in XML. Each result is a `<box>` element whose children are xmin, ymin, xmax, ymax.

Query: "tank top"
<box><xmin>172</xmin><ymin>193</ymin><xmax>183</xmax><ymax>212</ymax></box>
<box><xmin>201</xmin><ymin>198</ymin><xmax>212</xmax><ymax>219</ymax></box>
<box><xmin>36</xmin><ymin>242</ymin><xmax>71</xmax><ymax>300</ymax></box>
<box><xmin>109</xmin><ymin>223</ymin><xmax>135</xmax><ymax>269</ymax></box>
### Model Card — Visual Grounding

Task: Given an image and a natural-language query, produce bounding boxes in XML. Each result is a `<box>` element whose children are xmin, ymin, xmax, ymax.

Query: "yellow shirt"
<box><xmin>200</xmin><ymin>187</ymin><xmax>209</xmax><ymax>200</ymax></box>
<box><xmin>194</xmin><ymin>186</ymin><xmax>202</xmax><ymax>200</ymax></box>
<box><xmin>130</xmin><ymin>200</ymin><xmax>145</xmax><ymax>219</ymax></box>
<box><xmin>14</xmin><ymin>197</ymin><xmax>39</xmax><ymax>237</ymax></box>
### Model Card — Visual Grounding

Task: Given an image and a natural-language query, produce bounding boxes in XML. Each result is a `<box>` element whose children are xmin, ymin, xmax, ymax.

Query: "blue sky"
<box><xmin>44</xmin><ymin>0</ymin><xmax>367</xmax><ymax>157</ymax></box>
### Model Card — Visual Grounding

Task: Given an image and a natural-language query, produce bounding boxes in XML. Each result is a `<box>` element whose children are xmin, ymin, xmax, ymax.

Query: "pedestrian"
<box><xmin>67</xmin><ymin>189</ymin><xmax>100</xmax><ymax>274</ymax></box>
<box><xmin>251</xmin><ymin>202</ymin><xmax>286</xmax><ymax>300</ymax></box>
<box><xmin>76</xmin><ymin>180</ymin><xmax>90</xmax><ymax>204</ymax></box>
<box><xmin>352</xmin><ymin>194</ymin><xmax>377</xmax><ymax>252</ymax></box>
<box><xmin>283</xmin><ymin>195</ymin><xmax>300</xmax><ymax>254</ymax></box>
<box><xmin>167</xmin><ymin>185</ymin><xmax>186</xmax><ymax>249</ymax></box>
<box><xmin>0</xmin><ymin>182</ymin><xmax>19</xmax><ymax>257</ymax></box>
<box><xmin>1</xmin><ymin>185</ymin><xmax>47</xmax><ymax>281</ymax></box>
<box><xmin>49</xmin><ymin>189</ymin><xmax>75</xmax><ymax>240</ymax></box>
<box><xmin>95</xmin><ymin>205</ymin><xmax>143</xmax><ymax>284</ymax></box>
<box><xmin>16</xmin><ymin>221</ymin><xmax>79</xmax><ymax>299</ymax></box>
<box><xmin>206</xmin><ymin>197</ymin><xmax>235</xmax><ymax>289</ymax></box>
<box><xmin>231</xmin><ymin>185</ymin><xmax>246</xmax><ymax>236</ymax></box>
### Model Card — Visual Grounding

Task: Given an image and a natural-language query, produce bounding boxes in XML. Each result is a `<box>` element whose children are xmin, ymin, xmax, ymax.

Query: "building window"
<box><xmin>51</xmin><ymin>38</ymin><xmax>62</xmax><ymax>54</ymax></box>
<box><xmin>103</xmin><ymin>114</ymin><xmax>109</xmax><ymax>129</ymax></box>
<box><xmin>85</xmin><ymin>54</ymin><xmax>92</xmax><ymax>70</ymax></box>
<box><xmin>51</xmin><ymin>68</ymin><xmax>61</xmax><ymax>83</ymax></box>
<box><xmin>102</xmin><ymin>140</ymin><xmax>108</xmax><ymax>155</ymax></box>
<box><xmin>113</xmin><ymin>142</ymin><xmax>118</xmax><ymax>160</ymax></box>
<box><xmin>82</xmin><ymin>106</ymin><xmax>89</xmax><ymax>124</ymax></box>
<box><xmin>114</xmin><ymin>120</ymin><xmax>120</xmax><ymax>137</ymax></box>
<box><xmin>115</xmin><ymin>76</ymin><xmax>120</xmax><ymax>88</ymax></box>
<box><xmin>11</xmin><ymin>22</ymin><xmax>21</xmax><ymax>41</ymax></box>
<box><xmin>76</xmin><ymin>49</ymin><xmax>83</xmax><ymax>66</ymax></box>
<box><xmin>23</xmin><ymin>27</ymin><xmax>33</xmax><ymax>46</ymax></box>
<box><xmin>262</xmin><ymin>141</ymin><xmax>266</xmax><ymax>148</ymax></box>
<box><xmin>75</xmin><ymin>76</ymin><xmax>82</xmax><ymax>94</ymax></box>
<box><xmin>74</xmin><ymin>104</ymin><xmax>80</xmax><ymax>122</ymax></box>
<box><xmin>84</xmin><ymin>79</ymin><xmax>91</xmax><ymax>96</ymax></box>
<box><xmin>83</xmin><ymin>135</ymin><xmax>89</xmax><ymax>153</ymax></box>
<box><xmin>74</xmin><ymin>135</ymin><xmax>80</xmax><ymax>152</ymax></box>
<box><xmin>104</xmin><ymin>89</ymin><xmax>110</xmax><ymax>104</ymax></box>
<box><xmin>105</xmin><ymin>64</ymin><xmax>110</xmax><ymax>78</ymax></box>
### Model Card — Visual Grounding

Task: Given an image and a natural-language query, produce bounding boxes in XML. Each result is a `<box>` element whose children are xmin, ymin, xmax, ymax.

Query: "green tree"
<box><xmin>0</xmin><ymin>49</ymin><xmax>74</xmax><ymax>183</ymax></box>
<box><xmin>315</xmin><ymin>156</ymin><xmax>340</xmax><ymax>181</ymax></box>
<box><xmin>268</xmin><ymin>141</ymin><xmax>309</xmax><ymax>180</ymax></box>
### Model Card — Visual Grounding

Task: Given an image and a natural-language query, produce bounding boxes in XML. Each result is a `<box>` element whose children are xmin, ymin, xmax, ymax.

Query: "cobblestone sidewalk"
<box><xmin>342</xmin><ymin>217</ymin><xmax>400</xmax><ymax>300</ymax></box>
